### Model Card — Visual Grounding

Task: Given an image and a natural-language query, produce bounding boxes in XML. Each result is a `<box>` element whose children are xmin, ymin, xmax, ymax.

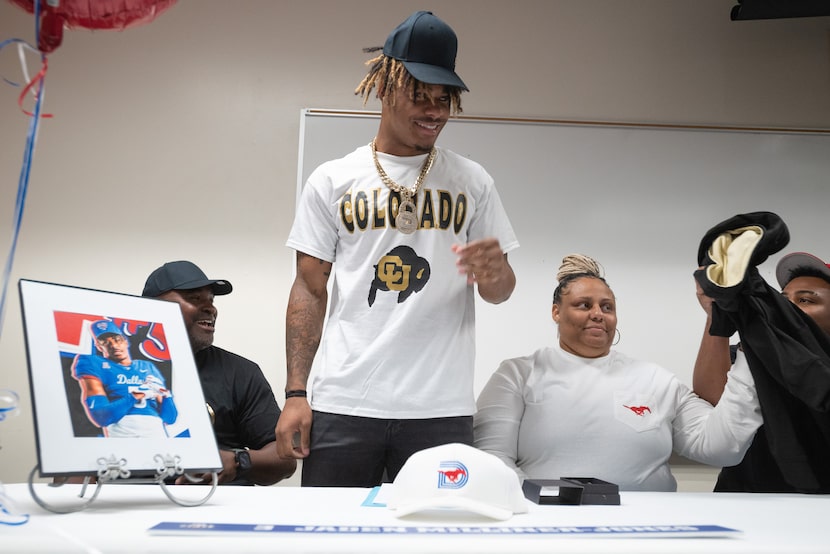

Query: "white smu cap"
<box><xmin>387</xmin><ymin>443</ymin><xmax>528</xmax><ymax>520</ymax></box>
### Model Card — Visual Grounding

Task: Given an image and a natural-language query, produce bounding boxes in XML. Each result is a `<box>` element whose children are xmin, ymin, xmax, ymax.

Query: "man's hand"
<box><xmin>452</xmin><ymin>238</ymin><xmax>515</xmax><ymax>304</ymax></box>
<box><xmin>452</xmin><ymin>238</ymin><xmax>506</xmax><ymax>284</ymax></box>
<box><xmin>695</xmin><ymin>279</ymin><xmax>715</xmax><ymax>317</ymax></box>
<box><xmin>176</xmin><ymin>449</ymin><xmax>236</xmax><ymax>485</ymax></box>
<box><xmin>275</xmin><ymin>397</ymin><xmax>313</xmax><ymax>459</ymax></box>
<box><xmin>140</xmin><ymin>375</ymin><xmax>170</xmax><ymax>397</ymax></box>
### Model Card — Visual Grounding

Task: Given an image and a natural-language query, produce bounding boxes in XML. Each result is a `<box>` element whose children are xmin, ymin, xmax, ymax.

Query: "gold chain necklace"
<box><xmin>371</xmin><ymin>139</ymin><xmax>436</xmax><ymax>234</ymax></box>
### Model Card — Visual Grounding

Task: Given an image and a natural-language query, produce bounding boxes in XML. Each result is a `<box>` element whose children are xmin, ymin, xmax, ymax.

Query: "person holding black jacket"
<box><xmin>693</xmin><ymin>211</ymin><xmax>830</xmax><ymax>493</ymax></box>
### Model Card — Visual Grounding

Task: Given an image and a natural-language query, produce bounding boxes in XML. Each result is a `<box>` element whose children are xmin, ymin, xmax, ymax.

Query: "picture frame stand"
<box><xmin>27</xmin><ymin>453</ymin><xmax>218</xmax><ymax>513</ymax></box>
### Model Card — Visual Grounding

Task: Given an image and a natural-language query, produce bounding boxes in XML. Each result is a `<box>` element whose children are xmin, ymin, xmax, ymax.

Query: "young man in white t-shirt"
<box><xmin>276</xmin><ymin>11</ymin><xmax>519</xmax><ymax>486</ymax></box>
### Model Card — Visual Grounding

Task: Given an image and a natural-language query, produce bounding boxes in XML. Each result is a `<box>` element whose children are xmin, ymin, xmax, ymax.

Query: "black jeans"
<box><xmin>300</xmin><ymin>411</ymin><xmax>473</xmax><ymax>487</ymax></box>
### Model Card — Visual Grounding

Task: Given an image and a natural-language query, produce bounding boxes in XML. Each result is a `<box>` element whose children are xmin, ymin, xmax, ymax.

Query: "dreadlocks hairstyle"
<box><xmin>552</xmin><ymin>254</ymin><xmax>610</xmax><ymax>304</ymax></box>
<box><xmin>354</xmin><ymin>49</ymin><xmax>463</xmax><ymax>114</ymax></box>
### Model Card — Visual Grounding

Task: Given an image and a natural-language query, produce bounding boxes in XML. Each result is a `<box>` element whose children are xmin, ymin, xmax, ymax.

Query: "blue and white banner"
<box><xmin>149</xmin><ymin>522</ymin><xmax>740</xmax><ymax>538</ymax></box>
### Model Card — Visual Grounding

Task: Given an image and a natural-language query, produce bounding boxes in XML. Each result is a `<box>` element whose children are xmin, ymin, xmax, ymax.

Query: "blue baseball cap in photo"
<box><xmin>91</xmin><ymin>319</ymin><xmax>123</xmax><ymax>338</ymax></box>
<box><xmin>142</xmin><ymin>260</ymin><xmax>232</xmax><ymax>297</ymax></box>
<box><xmin>383</xmin><ymin>11</ymin><xmax>468</xmax><ymax>91</ymax></box>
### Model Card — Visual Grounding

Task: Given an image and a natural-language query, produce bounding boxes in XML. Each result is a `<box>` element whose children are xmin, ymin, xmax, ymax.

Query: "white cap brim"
<box><xmin>390</xmin><ymin>496</ymin><xmax>515</xmax><ymax>520</ymax></box>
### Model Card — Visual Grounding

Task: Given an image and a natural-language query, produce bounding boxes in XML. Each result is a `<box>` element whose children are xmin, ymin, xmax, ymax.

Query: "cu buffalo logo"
<box><xmin>368</xmin><ymin>245</ymin><xmax>431</xmax><ymax>307</ymax></box>
<box><xmin>437</xmin><ymin>461</ymin><xmax>469</xmax><ymax>489</ymax></box>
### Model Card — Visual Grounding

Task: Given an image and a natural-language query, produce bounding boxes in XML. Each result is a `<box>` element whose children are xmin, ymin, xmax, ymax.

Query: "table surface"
<box><xmin>1</xmin><ymin>483</ymin><xmax>828</xmax><ymax>553</ymax></box>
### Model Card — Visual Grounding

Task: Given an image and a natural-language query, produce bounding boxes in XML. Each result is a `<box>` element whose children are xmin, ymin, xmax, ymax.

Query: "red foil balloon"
<box><xmin>9</xmin><ymin>0</ymin><xmax>178</xmax><ymax>52</ymax></box>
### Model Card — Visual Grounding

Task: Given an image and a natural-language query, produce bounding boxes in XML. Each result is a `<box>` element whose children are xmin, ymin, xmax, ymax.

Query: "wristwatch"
<box><xmin>232</xmin><ymin>448</ymin><xmax>252</xmax><ymax>479</ymax></box>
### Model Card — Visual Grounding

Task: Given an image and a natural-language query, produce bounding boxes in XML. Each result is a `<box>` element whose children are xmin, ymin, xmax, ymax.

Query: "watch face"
<box><xmin>235</xmin><ymin>449</ymin><xmax>252</xmax><ymax>472</ymax></box>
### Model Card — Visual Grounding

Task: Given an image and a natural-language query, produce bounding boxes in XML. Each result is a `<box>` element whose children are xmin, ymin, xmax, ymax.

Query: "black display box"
<box><xmin>522</xmin><ymin>477</ymin><xmax>620</xmax><ymax>505</ymax></box>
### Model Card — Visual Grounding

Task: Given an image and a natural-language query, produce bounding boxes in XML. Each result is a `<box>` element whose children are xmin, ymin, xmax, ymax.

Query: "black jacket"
<box><xmin>694</xmin><ymin>211</ymin><xmax>830</xmax><ymax>493</ymax></box>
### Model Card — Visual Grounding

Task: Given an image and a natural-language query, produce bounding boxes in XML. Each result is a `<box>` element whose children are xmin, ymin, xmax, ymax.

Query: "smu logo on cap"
<box><xmin>437</xmin><ymin>461</ymin><xmax>468</xmax><ymax>489</ymax></box>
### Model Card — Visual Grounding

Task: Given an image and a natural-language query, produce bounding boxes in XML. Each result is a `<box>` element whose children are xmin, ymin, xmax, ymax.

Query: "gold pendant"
<box><xmin>395</xmin><ymin>200</ymin><xmax>418</xmax><ymax>234</ymax></box>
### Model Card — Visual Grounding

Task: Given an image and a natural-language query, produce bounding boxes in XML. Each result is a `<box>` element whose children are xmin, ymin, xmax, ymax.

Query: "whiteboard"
<box><xmin>297</xmin><ymin>108</ymin><xmax>830</xmax><ymax>393</ymax></box>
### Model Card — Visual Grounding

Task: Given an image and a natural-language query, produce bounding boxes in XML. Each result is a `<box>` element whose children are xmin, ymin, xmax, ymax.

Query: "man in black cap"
<box><xmin>143</xmin><ymin>261</ymin><xmax>296</xmax><ymax>485</ymax></box>
<box><xmin>277</xmin><ymin>11</ymin><xmax>519</xmax><ymax>487</ymax></box>
<box><xmin>693</xmin><ymin>250</ymin><xmax>830</xmax><ymax>492</ymax></box>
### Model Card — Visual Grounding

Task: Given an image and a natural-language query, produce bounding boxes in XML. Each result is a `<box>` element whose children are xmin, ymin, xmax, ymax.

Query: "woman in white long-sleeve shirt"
<box><xmin>473</xmin><ymin>254</ymin><xmax>762</xmax><ymax>491</ymax></box>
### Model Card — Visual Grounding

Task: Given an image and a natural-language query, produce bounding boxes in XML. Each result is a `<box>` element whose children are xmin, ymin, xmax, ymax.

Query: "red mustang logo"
<box><xmin>624</xmin><ymin>405</ymin><xmax>651</xmax><ymax>416</ymax></box>
<box><xmin>439</xmin><ymin>469</ymin><xmax>467</xmax><ymax>483</ymax></box>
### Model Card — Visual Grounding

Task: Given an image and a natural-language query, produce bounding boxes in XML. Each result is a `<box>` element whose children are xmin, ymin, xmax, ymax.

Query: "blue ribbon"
<box><xmin>0</xmin><ymin>5</ymin><xmax>45</xmax><ymax>337</ymax></box>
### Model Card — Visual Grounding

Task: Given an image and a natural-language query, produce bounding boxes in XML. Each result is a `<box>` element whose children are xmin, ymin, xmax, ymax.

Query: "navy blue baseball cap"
<box><xmin>142</xmin><ymin>260</ymin><xmax>232</xmax><ymax>297</ymax></box>
<box><xmin>91</xmin><ymin>319</ymin><xmax>123</xmax><ymax>338</ymax></box>
<box><xmin>383</xmin><ymin>11</ymin><xmax>468</xmax><ymax>91</ymax></box>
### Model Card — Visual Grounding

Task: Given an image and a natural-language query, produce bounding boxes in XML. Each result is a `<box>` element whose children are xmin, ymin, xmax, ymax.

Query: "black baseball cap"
<box><xmin>142</xmin><ymin>260</ymin><xmax>232</xmax><ymax>297</ymax></box>
<box><xmin>383</xmin><ymin>11</ymin><xmax>468</xmax><ymax>91</ymax></box>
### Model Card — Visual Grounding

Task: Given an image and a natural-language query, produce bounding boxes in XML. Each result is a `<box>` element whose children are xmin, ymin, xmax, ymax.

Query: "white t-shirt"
<box><xmin>474</xmin><ymin>345</ymin><xmax>762</xmax><ymax>491</ymax></box>
<box><xmin>287</xmin><ymin>144</ymin><xmax>519</xmax><ymax>418</ymax></box>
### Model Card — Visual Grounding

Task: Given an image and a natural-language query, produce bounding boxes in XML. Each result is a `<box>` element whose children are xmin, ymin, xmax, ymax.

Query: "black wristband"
<box><xmin>285</xmin><ymin>389</ymin><xmax>307</xmax><ymax>399</ymax></box>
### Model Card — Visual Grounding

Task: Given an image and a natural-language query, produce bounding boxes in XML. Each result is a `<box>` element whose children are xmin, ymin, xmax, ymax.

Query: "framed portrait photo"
<box><xmin>19</xmin><ymin>279</ymin><xmax>221</xmax><ymax>477</ymax></box>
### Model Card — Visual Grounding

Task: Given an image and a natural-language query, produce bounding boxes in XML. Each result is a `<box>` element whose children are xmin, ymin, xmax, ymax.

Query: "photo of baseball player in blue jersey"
<box><xmin>71</xmin><ymin>319</ymin><xmax>178</xmax><ymax>438</ymax></box>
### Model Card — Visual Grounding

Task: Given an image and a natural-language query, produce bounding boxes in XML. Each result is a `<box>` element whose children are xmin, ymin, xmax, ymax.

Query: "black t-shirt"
<box><xmin>194</xmin><ymin>345</ymin><xmax>279</xmax><ymax>453</ymax></box>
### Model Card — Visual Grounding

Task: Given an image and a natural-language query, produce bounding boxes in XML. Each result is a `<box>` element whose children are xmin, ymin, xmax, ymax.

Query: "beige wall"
<box><xmin>1</xmin><ymin>1</ymin><xmax>828</xmax><ymax>486</ymax></box>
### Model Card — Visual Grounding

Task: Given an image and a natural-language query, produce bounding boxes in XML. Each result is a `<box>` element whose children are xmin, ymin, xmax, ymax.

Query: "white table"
<box><xmin>1</xmin><ymin>483</ymin><xmax>827</xmax><ymax>553</ymax></box>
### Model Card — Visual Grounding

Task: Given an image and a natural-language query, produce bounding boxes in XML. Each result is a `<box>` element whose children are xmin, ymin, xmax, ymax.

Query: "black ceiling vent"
<box><xmin>731</xmin><ymin>0</ymin><xmax>830</xmax><ymax>20</ymax></box>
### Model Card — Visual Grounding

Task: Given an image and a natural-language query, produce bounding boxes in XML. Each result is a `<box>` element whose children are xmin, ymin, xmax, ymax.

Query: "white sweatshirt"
<box><xmin>474</xmin><ymin>345</ymin><xmax>761</xmax><ymax>491</ymax></box>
